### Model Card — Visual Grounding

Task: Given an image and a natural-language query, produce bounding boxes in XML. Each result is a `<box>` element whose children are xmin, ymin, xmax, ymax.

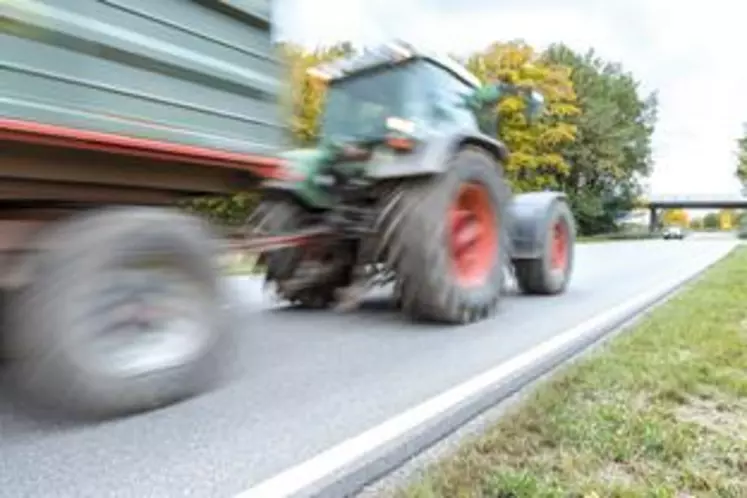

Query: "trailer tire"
<box><xmin>513</xmin><ymin>199</ymin><xmax>575</xmax><ymax>295</ymax></box>
<box><xmin>377</xmin><ymin>147</ymin><xmax>510</xmax><ymax>324</ymax></box>
<box><xmin>6</xmin><ymin>208</ymin><xmax>229</xmax><ymax>419</ymax></box>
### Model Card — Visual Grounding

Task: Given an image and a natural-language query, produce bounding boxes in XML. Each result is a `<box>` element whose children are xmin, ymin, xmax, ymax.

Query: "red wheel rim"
<box><xmin>449</xmin><ymin>183</ymin><xmax>498</xmax><ymax>287</ymax></box>
<box><xmin>550</xmin><ymin>220</ymin><xmax>569</xmax><ymax>271</ymax></box>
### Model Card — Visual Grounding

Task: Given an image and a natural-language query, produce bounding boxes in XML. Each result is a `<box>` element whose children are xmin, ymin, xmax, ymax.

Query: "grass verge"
<box><xmin>394</xmin><ymin>247</ymin><xmax>747</xmax><ymax>498</ymax></box>
<box><xmin>578</xmin><ymin>232</ymin><xmax>659</xmax><ymax>243</ymax></box>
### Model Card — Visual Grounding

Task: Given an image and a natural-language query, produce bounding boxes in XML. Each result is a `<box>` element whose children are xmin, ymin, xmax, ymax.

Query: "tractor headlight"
<box><xmin>385</xmin><ymin>117</ymin><xmax>416</xmax><ymax>152</ymax></box>
<box><xmin>386</xmin><ymin>117</ymin><xmax>416</xmax><ymax>134</ymax></box>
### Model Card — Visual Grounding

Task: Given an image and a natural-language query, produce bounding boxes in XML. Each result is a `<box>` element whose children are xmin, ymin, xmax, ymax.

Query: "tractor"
<box><xmin>243</xmin><ymin>42</ymin><xmax>577</xmax><ymax>324</ymax></box>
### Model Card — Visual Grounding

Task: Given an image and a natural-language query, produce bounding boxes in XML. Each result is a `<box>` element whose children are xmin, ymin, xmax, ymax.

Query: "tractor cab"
<box><xmin>308</xmin><ymin>42</ymin><xmax>545</xmax><ymax>153</ymax></box>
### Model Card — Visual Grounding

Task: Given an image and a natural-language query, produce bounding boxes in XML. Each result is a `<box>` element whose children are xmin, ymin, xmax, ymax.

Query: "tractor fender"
<box><xmin>508</xmin><ymin>191</ymin><xmax>573</xmax><ymax>259</ymax></box>
<box><xmin>258</xmin><ymin>147</ymin><xmax>336</xmax><ymax>209</ymax></box>
<box><xmin>367</xmin><ymin>131</ymin><xmax>509</xmax><ymax>179</ymax></box>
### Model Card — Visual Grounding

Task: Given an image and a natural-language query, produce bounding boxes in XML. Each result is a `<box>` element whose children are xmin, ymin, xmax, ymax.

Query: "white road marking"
<box><xmin>236</xmin><ymin>244</ymin><xmax>736</xmax><ymax>498</ymax></box>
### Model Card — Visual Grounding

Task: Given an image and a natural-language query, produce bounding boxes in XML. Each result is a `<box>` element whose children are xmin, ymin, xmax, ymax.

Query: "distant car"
<box><xmin>662</xmin><ymin>226</ymin><xmax>685</xmax><ymax>240</ymax></box>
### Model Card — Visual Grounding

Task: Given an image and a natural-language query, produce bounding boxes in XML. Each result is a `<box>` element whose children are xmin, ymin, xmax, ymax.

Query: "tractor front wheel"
<box><xmin>377</xmin><ymin>148</ymin><xmax>510</xmax><ymax>324</ymax></box>
<box><xmin>513</xmin><ymin>199</ymin><xmax>575</xmax><ymax>295</ymax></box>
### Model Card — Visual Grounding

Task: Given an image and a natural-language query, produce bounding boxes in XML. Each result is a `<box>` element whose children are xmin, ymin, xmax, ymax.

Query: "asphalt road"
<box><xmin>0</xmin><ymin>237</ymin><xmax>738</xmax><ymax>498</ymax></box>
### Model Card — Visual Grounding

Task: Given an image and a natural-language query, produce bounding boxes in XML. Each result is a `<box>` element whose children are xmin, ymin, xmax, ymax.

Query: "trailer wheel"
<box><xmin>377</xmin><ymin>147</ymin><xmax>510</xmax><ymax>324</ymax></box>
<box><xmin>6</xmin><ymin>208</ymin><xmax>229</xmax><ymax>419</ymax></box>
<box><xmin>513</xmin><ymin>200</ymin><xmax>575</xmax><ymax>295</ymax></box>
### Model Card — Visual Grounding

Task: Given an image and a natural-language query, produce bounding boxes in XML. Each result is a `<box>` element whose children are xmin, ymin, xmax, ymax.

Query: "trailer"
<box><xmin>1</xmin><ymin>0</ymin><xmax>285</xmax><ymax>418</ymax></box>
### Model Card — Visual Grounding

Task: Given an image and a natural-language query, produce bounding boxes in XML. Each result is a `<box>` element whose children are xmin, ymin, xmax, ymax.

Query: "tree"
<box><xmin>180</xmin><ymin>191</ymin><xmax>261</xmax><ymax>230</ymax></box>
<box><xmin>689</xmin><ymin>216</ymin><xmax>703</xmax><ymax>230</ymax></box>
<box><xmin>661</xmin><ymin>208</ymin><xmax>689</xmax><ymax>227</ymax></box>
<box><xmin>718</xmin><ymin>209</ymin><xmax>736</xmax><ymax>230</ymax></box>
<box><xmin>703</xmin><ymin>212</ymin><xmax>720</xmax><ymax>229</ymax></box>
<box><xmin>465</xmin><ymin>41</ymin><xmax>581</xmax><ymax>192</ymax></box>
<box><xmin>542</xmin><ymin>44</ymin><xmax>658</xmax><ymax>236</ymax></box>
<box><xmin>737</xmin><ymin>124</ymin><xmax>747</xmax><ymax>194</ymax></box>
<box><xmin>278</xmin><ymin>42</ymin><xmax>356</xmax><ymax>146</ymax></box>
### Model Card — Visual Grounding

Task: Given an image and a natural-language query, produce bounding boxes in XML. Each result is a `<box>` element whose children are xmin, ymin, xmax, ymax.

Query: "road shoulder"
<box><xmin>385</xmin><ymin>247</ymin><xmax>747</xmax><ymax>498</ymax></box>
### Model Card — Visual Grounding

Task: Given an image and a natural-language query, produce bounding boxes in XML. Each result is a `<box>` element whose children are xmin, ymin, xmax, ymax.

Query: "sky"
<box><xmin>272</xmin><ymin>0</ymin><xmax>747</xmax><ymax>198</ymax></box>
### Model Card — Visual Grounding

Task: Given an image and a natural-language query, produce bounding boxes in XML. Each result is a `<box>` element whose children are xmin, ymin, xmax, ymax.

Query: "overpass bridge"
<box><xmin>640</xmin><ymin>193</ymin><xmax>747</xmax><ymax>231</ymax></box>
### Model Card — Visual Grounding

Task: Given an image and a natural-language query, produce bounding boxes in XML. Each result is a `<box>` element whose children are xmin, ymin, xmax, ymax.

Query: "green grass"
<box><xmin>393</xmin><ymin>247</ymin><xmax>747</xmax><ymax>498</ymax></box>
<box><xmin>220</xmin><ymin>252</ymin><xmax>266</xmax><ymax>276</ymax></box>
<box><xmin>578</xmin><ymin>232</ymin><xmax>659</xmax><ymax>243</ymax></box>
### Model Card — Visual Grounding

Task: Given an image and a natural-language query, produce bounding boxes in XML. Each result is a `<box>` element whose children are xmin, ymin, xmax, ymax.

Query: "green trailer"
<box><xmin>1</xmin><ymin>0</ymin><xmax>287</xmax><ymax>419</ymax></box>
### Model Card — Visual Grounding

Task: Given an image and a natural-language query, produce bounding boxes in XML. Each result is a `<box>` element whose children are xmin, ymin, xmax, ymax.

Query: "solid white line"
<box><xmin>236</xmin><ymin>245</ymin><xmax>735</xmax><ymax>498</ymax></box>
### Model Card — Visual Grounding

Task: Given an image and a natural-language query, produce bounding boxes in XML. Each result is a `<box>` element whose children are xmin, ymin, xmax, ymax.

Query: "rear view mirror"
<box><xmin>525</xmin><ymin>90</ymin><xmax>545</xmax><ymax>123</ymax></box>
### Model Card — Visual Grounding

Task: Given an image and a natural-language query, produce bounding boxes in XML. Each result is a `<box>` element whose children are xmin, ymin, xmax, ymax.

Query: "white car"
<box><xmin>662</xmin><ymin>226</ymin><xmax>685</xmax><ymax>240</ymax></box>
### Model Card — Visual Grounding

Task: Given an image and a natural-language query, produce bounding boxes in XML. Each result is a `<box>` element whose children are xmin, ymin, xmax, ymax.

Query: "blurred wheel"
<box><xmin>7</xmin><ymin>208</ymin><xmax>229</xmax><ymax>419</ymax></box>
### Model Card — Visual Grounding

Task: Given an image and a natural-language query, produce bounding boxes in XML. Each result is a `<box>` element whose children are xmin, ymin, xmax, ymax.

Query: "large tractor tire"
<box><xmin>252</xmin><ymin>199</ymin><xmax>353</xmax><ymax>308</ymax></box>
<box><xmin>5</xmin><ymin>208</ymin><xmax>229</xmax><ymax>419</ymax></box>
<box><xmin>377</xmin><ymin>147</ymin><xmax>510</xmax><ymax>324</ymax></box>
<box><xmin>513</xmin><ymin>199</ymin><xmax>575</xmax><ymax>295</ymax></box>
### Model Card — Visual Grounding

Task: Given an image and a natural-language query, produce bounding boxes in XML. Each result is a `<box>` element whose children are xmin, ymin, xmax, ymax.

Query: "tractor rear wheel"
<box><xmin>251</xmin><ymin>199</ymin><xmax>352</xmax><ymax>308</ymax></box>
<box><xmin>513</xmin><ymin>199</ymin><xmax>575</xmax><ymax>295</ymax></box>
<box><xmin>377</xmin><ymin>148</ymin><xmax>510</xmax><ymax>324</ymax></box>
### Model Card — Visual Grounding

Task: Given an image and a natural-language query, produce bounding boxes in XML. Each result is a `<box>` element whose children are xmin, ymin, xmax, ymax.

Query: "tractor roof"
<box><xmin>307</xmin><ymin>41</ymin><xmax>482</xmax><ymax>89</ymax></box>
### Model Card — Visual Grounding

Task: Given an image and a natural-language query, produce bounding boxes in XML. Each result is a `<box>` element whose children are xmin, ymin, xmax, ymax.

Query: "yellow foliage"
<box><xmin>466</xmin><ymin>41</ymin><xmax>580</xmax><ymax>192</ymax></box>
<box><xmin>719</xmin><ymin>209</ymin><xmax>735</xmax><ymax>230</ymax></box>
<box><xmin>279</xmin><ymin>44</ymin><xmax>349</xmax><ymax>145</ymax></box>
<box><xmin>661</xmin><ymin>208</ymin><xmax>689</xmax><ymax>227</ymax></box>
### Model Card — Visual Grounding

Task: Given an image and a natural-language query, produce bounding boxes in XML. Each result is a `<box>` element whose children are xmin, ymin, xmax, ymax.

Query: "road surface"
<box><xmin>0</xmin><ymin>237</ymin><xmax>738</xmax><ymax>498</ymax></box>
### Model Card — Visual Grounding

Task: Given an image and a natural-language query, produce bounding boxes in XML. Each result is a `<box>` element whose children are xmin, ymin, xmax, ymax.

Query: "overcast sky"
<box><xmin>272</xmin><ymin>0</ymin><xmax>747</xmax><ymax>197</ymax></box>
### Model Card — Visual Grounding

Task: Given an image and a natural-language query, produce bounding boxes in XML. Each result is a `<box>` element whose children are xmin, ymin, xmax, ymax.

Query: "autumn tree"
<box><xmin>542</xmin><ymin>44</ymin><xmax>658</xmax><ymax>236</ymax></box>
<box><xmin>718</xmin><ymin>209</ymin><xmax>737</xmax><ymax>230</ymax></box>
<box><xmin>279</xmin><ymin>42</ymin><xmax>355</xmax><ymax>145</ymax></box>
<box><xmin>464</xmin><ymin>41</ymin><xmax>580</xmax><ymax>192</ymax></box>
<box><xmin>661</xmin><ymin>208</ymin><xmax>689</xmax><ymax>227</ymax></box>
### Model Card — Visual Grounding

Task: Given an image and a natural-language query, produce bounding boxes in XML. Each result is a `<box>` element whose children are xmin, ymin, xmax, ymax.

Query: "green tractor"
<box><xmin>244</xmin><ymin>42</ymin><xmax>576</xmax><ymax>324</ymax></box>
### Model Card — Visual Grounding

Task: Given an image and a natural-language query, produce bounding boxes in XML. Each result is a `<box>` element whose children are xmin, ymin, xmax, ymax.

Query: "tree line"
<box><xmin>737</xmin><ymin>125</ymin><xmax>747</xmax><ymax>195</ymax></box>
<box><xmin>189</xmin><ymin>40</ymin><xmax>659</xmax><ymax>237</ymax></box>
<box><xmin>662</xmin><ymin>208</ymin><xmax>744</xmax><ymax>231</ymax></box>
